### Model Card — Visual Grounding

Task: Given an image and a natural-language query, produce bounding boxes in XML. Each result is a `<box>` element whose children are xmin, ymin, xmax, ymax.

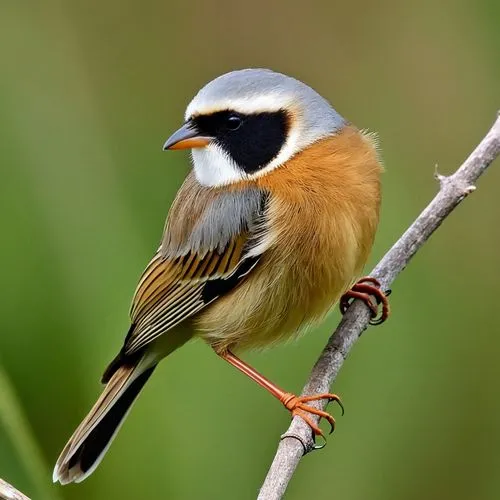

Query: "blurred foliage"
<box><xmin>0</xmin><ymin>1</ymin><xmax>499</xmax><ymax>499</ymax></box>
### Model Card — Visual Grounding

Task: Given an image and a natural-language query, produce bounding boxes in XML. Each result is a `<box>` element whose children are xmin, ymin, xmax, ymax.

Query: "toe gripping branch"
<box><xmin>339</xmin><ymin>276</ymin><xmax>391</xmax><ymax>325</ymax></box>
<box><xmin>279</xmin><ymin>392</ymin><xmax>345</xmax><ymax>449</ymax></box>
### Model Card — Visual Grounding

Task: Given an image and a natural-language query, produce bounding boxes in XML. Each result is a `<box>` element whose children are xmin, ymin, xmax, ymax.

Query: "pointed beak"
<box><xmin>163</xmin><ymin>122</ymin><xmax>213</xmax><ymax>150</ymax></box>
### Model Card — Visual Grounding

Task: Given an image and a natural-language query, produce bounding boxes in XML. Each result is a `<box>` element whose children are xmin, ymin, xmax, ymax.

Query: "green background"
<box><xmin>1</xmin><ymin>1</ymin><xmax>499</xmax><ymax>499</ymax></box>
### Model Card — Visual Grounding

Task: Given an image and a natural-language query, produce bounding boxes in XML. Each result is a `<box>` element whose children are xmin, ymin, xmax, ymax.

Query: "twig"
<box><xmin>258</xmin><ymin>113</ymin><xmax>500</xmax><ymax>500</ymax></box>
<box><xmin>0</xmin><ymin>478</ymin><xmax>30</xmax><ymax>500</ymax></box>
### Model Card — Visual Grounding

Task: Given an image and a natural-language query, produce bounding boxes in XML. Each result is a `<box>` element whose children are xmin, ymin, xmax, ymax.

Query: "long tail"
<box><xmin>53</xmin><ymin>357</ymin><xmax>155</xmax><ymax>484</ymax></box>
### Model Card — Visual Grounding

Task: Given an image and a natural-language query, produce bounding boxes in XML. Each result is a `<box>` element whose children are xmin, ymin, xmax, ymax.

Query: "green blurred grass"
<box><xmin>0</xmin><ymin>1</ymin><xmax>499</xmax><ymax>499</ymax></box>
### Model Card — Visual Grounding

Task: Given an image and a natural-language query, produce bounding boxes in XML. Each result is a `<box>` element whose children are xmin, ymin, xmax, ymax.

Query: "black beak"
<box><xmin>163</xmin><ymin>122</ymin><xmax>213</xmax><ymax>150</ymax></box>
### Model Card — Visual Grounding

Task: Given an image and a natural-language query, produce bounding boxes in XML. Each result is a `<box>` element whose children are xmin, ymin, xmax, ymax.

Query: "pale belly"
<box><xmin>193</xmin><ymin>244</ymin><xmax>356</xmax><ymax>352</ymax></box>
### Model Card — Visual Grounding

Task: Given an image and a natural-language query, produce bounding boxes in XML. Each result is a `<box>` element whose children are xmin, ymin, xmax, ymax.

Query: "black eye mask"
<box><xmin>192</xmin><ymin>110</ymin><xmax>290</xmax><ymax>174</ymax></box>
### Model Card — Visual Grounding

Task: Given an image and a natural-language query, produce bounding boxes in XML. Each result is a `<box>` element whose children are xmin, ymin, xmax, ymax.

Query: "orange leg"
<box><xmin>340</xmin><ymin>276</ymin><xmax>390</xmax><ymax>325</ymax></box>
<box><xmin>218</xmin><ymin>351</ymin><xmax>343</xmax><ymax>438</ymax></box>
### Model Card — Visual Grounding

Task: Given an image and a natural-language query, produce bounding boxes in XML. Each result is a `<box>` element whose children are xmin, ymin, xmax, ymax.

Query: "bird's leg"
<box><xmin>339</xmin><ymin>276</ymin><xmax>390</xmax><ymax>325</ymax></box>
<box><xmin>217</xmin><ymin>350</ymin><xmax>343</xmax><ymax>438</ymax></box>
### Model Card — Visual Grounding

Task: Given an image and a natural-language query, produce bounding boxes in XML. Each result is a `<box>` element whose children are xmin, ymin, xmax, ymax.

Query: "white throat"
<box><xmin>191</xmin><ymin>144</ymin><xmax>243</xmax><ymax>187</ymax></box>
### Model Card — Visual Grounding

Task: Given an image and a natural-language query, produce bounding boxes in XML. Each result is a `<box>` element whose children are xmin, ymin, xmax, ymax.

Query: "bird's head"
<box><xmin>164</xmin><ymin>68</ymin><xmax>346</xmax><ymax>187</ymax></box>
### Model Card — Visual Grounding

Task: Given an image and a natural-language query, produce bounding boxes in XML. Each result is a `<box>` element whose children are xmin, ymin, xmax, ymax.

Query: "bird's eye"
<box><xmin>226</xmin><ymin>114</ymin><xmax>242</xmax><ymax>131</ymax></box>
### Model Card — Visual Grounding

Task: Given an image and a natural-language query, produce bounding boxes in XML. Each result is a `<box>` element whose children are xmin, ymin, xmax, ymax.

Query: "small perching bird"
<box><xmin>53</xmin><ymin>68</ymin><xmax>389</xmax><ymax>484</ymax></box>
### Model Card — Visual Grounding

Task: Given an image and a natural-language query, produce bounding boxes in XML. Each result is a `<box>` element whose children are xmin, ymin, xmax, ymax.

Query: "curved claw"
<box><xmin>312</xmin><ymin>433</ymin><xmax>327</xmax><ymax>450</ymax></box>
<box><xmin>370</xmin><ymin>315</ymin><xmax>385</xmax><ymax>326</ymax></box>
<box><xmin>328</xmin><ymin>417</ymin><xmax>335</xmax><ymax>435</ymax></box>
<box><xmin>331</xmin><ymin>396</ymin><xmax>345</xmax><ymax>416</ymax></box>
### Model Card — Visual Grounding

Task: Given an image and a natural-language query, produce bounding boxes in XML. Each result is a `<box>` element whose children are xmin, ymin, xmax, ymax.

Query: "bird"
<box><xmin>53</xmin><ymin>68</ymin><xmax>389</xmax><ymax>484</ymax></box>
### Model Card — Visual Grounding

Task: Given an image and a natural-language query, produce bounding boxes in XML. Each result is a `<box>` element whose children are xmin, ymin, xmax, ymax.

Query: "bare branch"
<box><xmin>0</xmin><ymin>478</ymin><xmax>30</xmax><ymax>500</ymax></box>
<box><xmin>258</xmin><ymin>113</ymin><xmax>500</xmax><ymax>500</ymax></box>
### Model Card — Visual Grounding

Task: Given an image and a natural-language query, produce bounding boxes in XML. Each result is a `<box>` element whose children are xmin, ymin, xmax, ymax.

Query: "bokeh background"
<box><xmin>1</xmin><ymin>1</ymin><xmax>499</xmax><ymax>499</ymax></box>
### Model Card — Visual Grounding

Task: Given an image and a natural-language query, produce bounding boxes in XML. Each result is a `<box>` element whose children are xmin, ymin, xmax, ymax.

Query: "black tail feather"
<box><xmin>69</xmin><ymin>366</ymin><xmax>155</xmax><ymax>475</ymax></box>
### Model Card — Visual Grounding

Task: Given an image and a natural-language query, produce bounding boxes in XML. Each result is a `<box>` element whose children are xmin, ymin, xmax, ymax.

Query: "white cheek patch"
<box><xmin>191</xmin><ymin>143</ymin><xmax>245</xmax><ymax>187</ymax></box>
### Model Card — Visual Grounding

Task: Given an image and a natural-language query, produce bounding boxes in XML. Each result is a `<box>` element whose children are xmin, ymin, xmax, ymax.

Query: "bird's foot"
<box><xmin>280</xmin><ymin>392</ymin><xmax>344</xmax><ymax>440</ymax></box>
<box><xmin>339</xmin><ymin>276</ymin><xmax>390</xmax><ymax>325</ymax></box>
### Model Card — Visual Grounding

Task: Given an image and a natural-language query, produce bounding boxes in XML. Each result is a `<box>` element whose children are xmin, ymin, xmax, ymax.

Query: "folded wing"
<box><xmin>106</xmin><ymin>176</ymin><xmax>270</xmax><ymax>376</ymax></box>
